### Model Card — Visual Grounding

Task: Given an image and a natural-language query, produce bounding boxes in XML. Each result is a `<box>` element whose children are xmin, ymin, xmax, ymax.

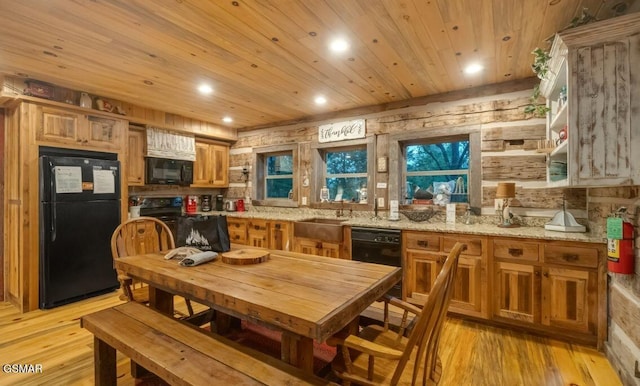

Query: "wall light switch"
<box><xmin>302</xmin><ymin>196</ymin><xmax>308</xmax><ymax>206</ymax></box>
<box><xmin>378</xmin><ymin>197</ymin><xmax>385</xmax><ymax>208</ymax></box>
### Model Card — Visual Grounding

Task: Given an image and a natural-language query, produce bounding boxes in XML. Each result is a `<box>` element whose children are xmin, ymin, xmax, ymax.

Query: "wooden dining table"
<box><xmin>114</xmin><ymin>246</ymin><xmax>402</xmax><ymax>373</ymax></box>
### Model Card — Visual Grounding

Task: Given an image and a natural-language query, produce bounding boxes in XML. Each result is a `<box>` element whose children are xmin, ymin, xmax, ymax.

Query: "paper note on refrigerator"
<box><xmin>93</xmin><ymin>170</ymin><xmax>116</xmax><ymax>194</ymax></box>
<box><xmin>54</xmin><ymin>166</ymin><xmax>82</xmax><ymax>193</ymax></box>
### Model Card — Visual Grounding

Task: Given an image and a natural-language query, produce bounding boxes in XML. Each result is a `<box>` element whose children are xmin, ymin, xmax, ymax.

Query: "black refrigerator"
<box><xmin>39</xmin><ymin>151</ymin><xmax>121</xmax><ymax>309</ymax></box>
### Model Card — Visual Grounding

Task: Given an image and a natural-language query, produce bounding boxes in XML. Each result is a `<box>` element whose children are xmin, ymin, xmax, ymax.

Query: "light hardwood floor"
<box><xmin>0</xmin><ymin>292</ymin><xmax>621</xmax><ymax>386</ymax></box>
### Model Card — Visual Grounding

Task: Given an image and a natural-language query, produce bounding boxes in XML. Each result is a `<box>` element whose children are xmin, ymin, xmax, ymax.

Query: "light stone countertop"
<box><xmin>189</xmin><ymin>209</ymin><xmax>605</xmax><ymax>244</ymax></box>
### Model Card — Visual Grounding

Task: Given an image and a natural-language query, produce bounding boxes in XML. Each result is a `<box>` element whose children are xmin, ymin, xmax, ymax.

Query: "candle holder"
<box><xmin>496</xmin><ymin>182</ymin><xmax>519</xmax><ymax>228</ymax></box>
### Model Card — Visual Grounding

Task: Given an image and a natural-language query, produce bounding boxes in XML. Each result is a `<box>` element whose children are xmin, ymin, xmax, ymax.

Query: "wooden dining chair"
<box><xmin>329</xmin><ymin>242</ymin><xmax>467</xmax><ymax>386</ymax></box>
<box><xmin>110</xmin><ymin>216</ymin><xmax>194</xmax><ymax>317</ymax></box>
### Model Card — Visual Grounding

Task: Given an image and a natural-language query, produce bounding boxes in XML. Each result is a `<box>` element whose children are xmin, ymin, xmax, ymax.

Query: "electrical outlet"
<box><xmin>302</xmin><ymin>196</ymin><xmax>307</xmax><ymax>205</ymax></box>
<box><xmin>378</xmin><ymin>197</ymin><xmax>384</xmax><ymax>208</ymax></box>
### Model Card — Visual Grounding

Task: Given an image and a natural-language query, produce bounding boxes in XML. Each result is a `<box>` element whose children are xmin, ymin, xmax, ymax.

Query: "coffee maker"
<box><xmin>215</xmin><ymin>194</ymin><xmax>224</xmax><ymax>211</ymax></box>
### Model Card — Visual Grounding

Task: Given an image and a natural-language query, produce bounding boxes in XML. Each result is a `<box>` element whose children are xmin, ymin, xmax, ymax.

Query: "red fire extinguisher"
<box><xmin>607</xmin><ymin>208</ymin><xmax>635</xmax><ymax>274</ymax></box>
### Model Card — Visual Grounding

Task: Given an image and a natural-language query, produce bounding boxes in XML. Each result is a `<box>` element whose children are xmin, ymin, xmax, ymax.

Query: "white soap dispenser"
<box><xmin>320</xmin><ymin>186</ymin><xmax>329</xmax><ymax>202</ymax></box>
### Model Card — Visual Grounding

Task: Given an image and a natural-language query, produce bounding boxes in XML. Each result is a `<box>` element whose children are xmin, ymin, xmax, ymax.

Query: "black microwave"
<box><xmin>145</xmin><ymin>157</ymin><xmax>194</xmax><ymax>186</ymax></box>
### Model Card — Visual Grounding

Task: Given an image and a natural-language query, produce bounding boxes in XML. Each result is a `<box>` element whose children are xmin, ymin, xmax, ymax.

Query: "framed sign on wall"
<box><xmin>318</xmin><ymin>119</ymin><xmax>365</xmax><ymax>143</ymax></box>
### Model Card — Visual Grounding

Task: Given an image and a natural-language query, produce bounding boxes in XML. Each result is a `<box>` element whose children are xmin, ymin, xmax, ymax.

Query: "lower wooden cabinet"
<box><xmin>493</xmin><ymin>261</ymin><xmax>540</xmax><ymax>324</ymax></box>
<box><xmin>404</xmin><ymin>231</ymin><xmax>487</xmax><ymax>319</ymax></box>
<box><xmin>228</xmin><ymin>218</ymin><xmax>293</xmax><ymax>251</ymax></box>
<box><xmin>247</xmin><ymin>219</ymin><xmax>269</xmax><ymax>248</ymax></box>
<box><xmin>403</xmin><ymin>230</ymin><xmax>606</xmax><ymax>348</ymax></box>
<box><xmin>227</xmin><ymin>218</ymin><xmax>247</xmax><ymax>245</ymax></box>
<box><xmin>294</xmin><ymin>237</ymin><xmax>341</xmax><ymax>258</ymax></box>
<box><xmin>269</xmin><ymin>221</ymin><xmax>292</xmax><ymax>251</ymax></box>
<box><xmin>490</xmin><ymin>237</ymin><xmax>605</xmax><ymax>347</ymax></box>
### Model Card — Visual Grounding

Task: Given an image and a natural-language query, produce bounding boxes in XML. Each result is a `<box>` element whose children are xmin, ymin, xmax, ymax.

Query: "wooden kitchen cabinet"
<box><xmin>490</xmin><ymin>237</ymin><xmax>605</xmax><ymax>347</ymax></box>
<box><xmin>35</xmin><ymin>104</ymin><xmax>125</xmax><ymax>150</ymax></box>
<box><xmin>269</xmin><ymin>220</ymin><xmax>292</xmax><ymax>251</ymax></box>
<box><xmin>540</xmin><ymin>14</ymin><xmax>640</xmax><ymax>187</ymax></box>
<box><xmin>246</xmin><ymin>219</ymin><xmax>269</xmax><ymax>248</ymax></box>
<box><xmin>192</xmin><ymin>139</ymin><xmax>229</xmax><ymax>187</ymax></box>
<box><xmin>4</xmin><ymin>101</ymin><xmax>129</xmax><ymax>311</ymax></box>
<box><xmin>294</xmin><ymin>237</ymin><xmax>341</xmax><ymax>258</ymax></box>
<box><xmin>227</xmin><ymin>217</ymin><xmax>247</xmax><ymax>245</ymax></box>
<box><xmin>126</xmin><ymin>127</ymin><xmax>145</xmax><ymax>186</ymax></box>
<box><xmin>493</xmin><ymin>261</ymin><xmax>540</xmax><ymax>324</ymax></box>
<box><xmin>403</xmin><ymin>231</ymin><xmax>487</xmax><ymax>319</ymax></box>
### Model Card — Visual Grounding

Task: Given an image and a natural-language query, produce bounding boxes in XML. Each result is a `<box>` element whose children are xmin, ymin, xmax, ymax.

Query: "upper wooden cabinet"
<box><xmin>192</xmin><ymin>139</ymin><xmax>229</xmax><ymax>187</ymax></box>
<box><xmin>541</xmin><ymin>14</ymin><xmax>640</xmax><ymax>187</ymax></box>
<box><xmin>35</xmin><ymin>105</ymin><xmax>125</xmax><ymax>150</ymax></box>
<box><xmin>126</xmin><ymin>128</ymin><xmax>145</xmax><ymax>186</ymax></box>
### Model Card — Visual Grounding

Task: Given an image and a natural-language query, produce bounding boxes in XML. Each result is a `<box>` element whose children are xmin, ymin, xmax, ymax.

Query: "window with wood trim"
<box><xmin>389</xmin><ymin>125</ymin><xmax>480</xmax><ymax>211</ymax></box>
<box><xmin>323</xmin><ymin>146</ymin><xmax>367</xmax><ymax>202</ymax></box>
<box><xmin>265</xmin><ymin>152</ymin><xmax>293</xmax><ymax>198</ymax></box>
<box><xmin>405</xmin><ymin>138</ymin><xmax>470</xmax><ymax>204</ymax></box>
<box><xmin>252</xmin><ymin>144</ymin><xmax>297</xmax><ymax>207</ymax></box>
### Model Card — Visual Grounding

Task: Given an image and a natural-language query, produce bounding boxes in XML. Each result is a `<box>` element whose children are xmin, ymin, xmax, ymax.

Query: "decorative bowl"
<box><xmin>400</xmin><ymin>208</ymin><xmax>436</xmax><ymax>222</ymax></box>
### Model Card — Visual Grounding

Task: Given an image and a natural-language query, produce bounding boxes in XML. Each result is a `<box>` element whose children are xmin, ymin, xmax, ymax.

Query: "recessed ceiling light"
<box><xmin>222</xmin><ymin>116</ymin><xmax>233</xmax><ymax>123</ymax></box>
<box><xmin>314</xmin><ymin>96</ymin><xmax>327</xmax><ymax>105</ymax></box>
<box><xmin>329</xmin><ymin>38</ymin><xmax>349</xmax><ymax>53</ymax></box>
<box><xmin>197</xmin><ymin>84</ymin><xmax>213</xmax><ymax>94</ymax></box>
<box><xmin>464</xmin><ymin>63</ymin><xmax>484</xmax><ymax>75</ymax></box>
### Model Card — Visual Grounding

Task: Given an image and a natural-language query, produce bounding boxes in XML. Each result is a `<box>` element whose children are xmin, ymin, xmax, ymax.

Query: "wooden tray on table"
<box><xmin>221</xmin><ymin>249</ymin><xmax>270</xmax><ymax>265</ymax></box>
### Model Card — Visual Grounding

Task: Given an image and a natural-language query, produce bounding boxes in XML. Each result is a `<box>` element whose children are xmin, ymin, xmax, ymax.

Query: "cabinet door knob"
<box><xmin>535</xmin><ymin>270</ymin><xmax>541</xmax><ymax>277</ymax></box>
<box><xmin>508</xmin><ymin>248</ymin><xmax>523</xmax><ymax>257</ymax></box>
<box><xmin>543</xmin><ymin>271</ymin><xmax>549</xmax><ymax>278</ymax></box>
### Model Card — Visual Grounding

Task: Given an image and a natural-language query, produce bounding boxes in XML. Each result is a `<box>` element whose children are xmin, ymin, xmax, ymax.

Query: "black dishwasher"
<box><xmin>351</xmin><ymin>227</ymin><xmax>402</xmax><ymax>298</ymax></box>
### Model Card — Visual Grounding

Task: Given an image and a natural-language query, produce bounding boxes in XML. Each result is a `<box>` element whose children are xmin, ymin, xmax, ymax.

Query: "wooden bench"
<box><xmin>81</xmin><ymin>301</ymin><xmax>334</xmax><ymax>386</ymax></box>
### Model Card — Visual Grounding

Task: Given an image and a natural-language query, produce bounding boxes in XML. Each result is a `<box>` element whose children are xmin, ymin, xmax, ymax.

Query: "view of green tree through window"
<box><xmin>265</xmin><ymin>153</ymin><xmax>293</xmax><ymax>198</ymax></box>
<box><xmin>405</xmin><ymin>140</ymin><xmax>469</xmax><ymax>203</ymax></box>
<box><xmin>325</xmin><ymin>148</ymin><xmax>367</xmax><ymax>202</ymax></box>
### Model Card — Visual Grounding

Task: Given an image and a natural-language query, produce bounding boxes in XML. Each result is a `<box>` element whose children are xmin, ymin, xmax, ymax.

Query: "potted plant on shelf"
<box><xmin>524</xmin><ymin>48</ymin><xmax>551</xmax><ymax>118</ymax></box>
<box><xmin>524</xmin><ymin>8</ymin><xmax>597</xmax><ymax>118</ymax></box>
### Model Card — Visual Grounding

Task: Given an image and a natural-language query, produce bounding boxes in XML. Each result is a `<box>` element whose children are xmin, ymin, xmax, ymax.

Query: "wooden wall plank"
<box><xmin>482</xmin><ymin>155</ymin><xmax>547</xmax><ymax>180</ymax></box>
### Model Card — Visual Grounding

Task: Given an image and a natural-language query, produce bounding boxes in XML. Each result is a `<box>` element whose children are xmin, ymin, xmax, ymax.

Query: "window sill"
<box><xmin>251</xmin><ymin>199</ymin><xmax>298</xmax><ymax>208</ymax></box>
<box><xmin>310</xmin><ymin>201</ymin><xmax>373</xmax><ymax>211</ymax></box>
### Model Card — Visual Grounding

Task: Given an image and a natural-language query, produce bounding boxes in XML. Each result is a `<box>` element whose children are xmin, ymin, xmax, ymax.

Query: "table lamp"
<box><xmin>496</xmin><ymin>182</ymin><xmax>518</xmax><ymax>228</ymax></box>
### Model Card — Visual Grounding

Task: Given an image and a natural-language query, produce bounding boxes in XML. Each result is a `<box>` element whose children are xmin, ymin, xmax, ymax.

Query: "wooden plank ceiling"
<box><xmin>0</xmin><ymin>0</ymin><xmax>637</xmax><ymax>131</ymax></box>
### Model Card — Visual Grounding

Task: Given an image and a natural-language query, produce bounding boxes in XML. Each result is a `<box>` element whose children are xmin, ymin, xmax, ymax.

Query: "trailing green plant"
<box><xmin>530</xmin><ymin>47</ymin><xmax>551</xmax><ymax>80</ymax></box>
<box><xmin>524</xmin><ymin>8</ymin><xmax>597</xmax><ymax>117</ymax></box>
<box><xmin>566</xmin><ymin>8</ymin><xmax>596</xmax><ymax>30</ymax></box>
<box><xmin>524</xmin><ymin>84</ymin><xmax>550</xmax><ymax>118</ymax></box>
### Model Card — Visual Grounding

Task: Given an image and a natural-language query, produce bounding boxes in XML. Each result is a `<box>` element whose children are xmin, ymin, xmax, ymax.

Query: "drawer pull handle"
<box><xmin>275</xmin><ymin>224</ymin><xmax>281</xmax><ymax>229</ymax></box>
<box><xmin>254</xmin><ymin>225</ymin><xmax>260</xmax><ymax>230</ymax></box>
<box><xmin>508</xmin><ymin>248</ymin><xmax>523</xmax><ymax>257</ymax></box>
<box><xmin>563</xmin><ymin>254</ymin><xmax>579</xmax><ymax>262</ymax></box>
<box><xmin>417</xmin><ymin>240</ymin><xmax>429</xmax><ymax>247</ymax></box>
